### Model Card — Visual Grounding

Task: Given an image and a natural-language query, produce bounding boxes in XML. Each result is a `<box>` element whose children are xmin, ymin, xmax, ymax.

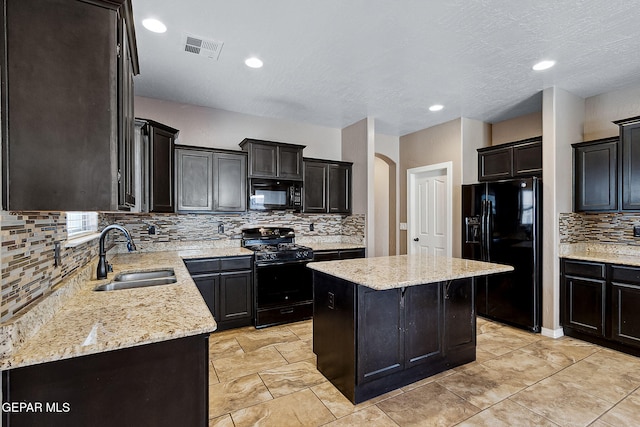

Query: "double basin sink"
<box><xmin>94</xmin><ymin>269</ymin><xmax>177</xmax><ymax>292</ymax></box>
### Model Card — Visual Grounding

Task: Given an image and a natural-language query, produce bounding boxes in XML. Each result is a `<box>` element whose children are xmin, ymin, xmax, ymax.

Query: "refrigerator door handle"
<box><xmin>480</xmin><ymin>200</ymin><xmax>486</xmax><ymax>261</ymax></box>
<box><xmin>485</xmin><ymin>200</ymin><xmax>492</xmax><ymax>262</ymax></box>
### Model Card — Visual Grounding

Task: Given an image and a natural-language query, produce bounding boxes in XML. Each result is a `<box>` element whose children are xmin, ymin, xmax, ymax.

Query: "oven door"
<box><xmin>254</xmin><ymin>260</ymin><xmax>313</xmax><ymax>327</ymax></box>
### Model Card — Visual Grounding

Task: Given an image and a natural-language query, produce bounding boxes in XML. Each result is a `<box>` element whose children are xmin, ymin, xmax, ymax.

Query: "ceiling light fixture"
<box><xmin>532</xmin><ymin>60</ymin><xmax>555</xmax><ymax>71</ymax></box>
<box><xmin>429</xmin><ymin>104</ymin><xmax>444</xmax><ymax>112</ymax></box>
<box><xmin>142</xmin><ymin>18</ymin><xmax>167</xmax><ymax>33</ymax></box>
<box><xmin>245</xmin><ymin>57</ymin><xmax>263</xmax><ymax>68</ymax></box>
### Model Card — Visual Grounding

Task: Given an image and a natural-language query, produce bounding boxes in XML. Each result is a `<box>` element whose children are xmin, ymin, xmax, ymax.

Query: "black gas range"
<box><xmin>242</xmin><ymin>227</ymin><xmax>314</xmax><ymax>328</ymax></box>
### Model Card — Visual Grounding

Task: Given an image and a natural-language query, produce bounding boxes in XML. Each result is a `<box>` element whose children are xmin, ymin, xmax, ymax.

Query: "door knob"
<box><xmin>413</xmin><ymin>238</ymin><xmax>419</xmax><ymax>241</ymax></box>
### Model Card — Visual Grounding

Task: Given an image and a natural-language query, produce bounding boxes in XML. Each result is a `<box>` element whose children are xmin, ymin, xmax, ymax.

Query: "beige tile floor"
<box><xmin>207</xmin><ymin>318</ymin><xmax>640</xmax><ymax>426</ymax></box>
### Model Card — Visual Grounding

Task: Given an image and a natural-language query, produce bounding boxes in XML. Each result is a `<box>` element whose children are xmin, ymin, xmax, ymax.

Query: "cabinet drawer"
<box><xmin>313</xmin><ymin>251</ymin><xmax>340</xmax><ymax>261</ymax></box>
<box><xmin>563</xmin><ymin>260</ymin><xmax>606</xmax><ymax>279</ymax></box>
<box><xmin>611</xmin><ymin>265</ymin><xmax>640</xmax><ymax>284</ymax></box>
<box><xmin>220</xmin><ymin>256</ymin><xmax>253</xmax><ymax>271</ymax></box>
<box><xmin>256</xmin><ymin>302</ymin><xmax>313</xmax><ymax>328</ymax></box>
<box><xmin>184</xmin><ymin>258</ymin><xmax>221</xmax><ymax>274</ymax></box>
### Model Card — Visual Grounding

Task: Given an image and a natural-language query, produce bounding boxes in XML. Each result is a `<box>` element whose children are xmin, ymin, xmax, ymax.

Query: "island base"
<box><xmin>313</xmin><ymin>271</ymin><xmax>476</xmax><ymax>404</ymax></box>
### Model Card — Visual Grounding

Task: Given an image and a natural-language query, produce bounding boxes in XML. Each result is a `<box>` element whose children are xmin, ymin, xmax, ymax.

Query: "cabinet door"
<box><xmin>248</xmin><ymin>143</ymin><xmax>277</xmax><ymax>178</ymax></box>
<box><xmin>149</xmin><ymin>126</ymin><xmax>176</xmax><ymax>212</ymax></box>
<box><xmin>303</xmin><ymin>161</ymin><xmax>328</xmax><ymax>213</ymax></box>
<box><xmin>176</xmin><ymin>149</ymin><xmax>213</xmax><ymax>212</ymax></box>
<box><xmin>213</xmin><ymin>152</ymin><xmax>247</xmax><ymax>212</ymax></box>
<box><xmin>118</xmin><ymin>15</ymin><xmax>136</xmax><ymax>209</ymax></box>
<box><xmin>513</xmin><ymin>140</ymin><xmax>542</xmax><ymax>177</ymax></box>
<box><xmin>3</xmin><ymin>0</ymin><xmax>118</xmax><ymax>211</ymax></box>
<box><xmin>478</xmin><ymin>146</ymin><xmax>513</xmax><ymax>181</ymax></box>
<box><xmin>404</xmin><ymin>284</ymin><xmax>442</xmax><ymax>368</ymax></box>
<box><xmin>621</xmin><ymin>121</ymin><xmax>640</xmax><ymax>210</ymax></box>
<box><xmin>357</xmin><ymin>287</ymin><xmax>403</xmax><ymax>384</ymax></box>
<box><xmin>574</xmin><ymin>139</ymin><xmax>618</xmax><ymax>211</ymax></box>
<box><xmin>278</xmin><ymin>145</ymin><xmax>303</xmax><ymax>180</ymax></box>
<box><xmin>192</xmin><ymin>274</ymin><xmax>218</xmax><ymax>318</ymax></box>
<box><xmin>313</xmin><ymin>250</ymin><xmax>340</xmax><ymax>261</ymax></box>
<box><xmin>218</xmin><ymin>272</ymin><xmax>253</xmax><ymax>323</ymax></box>
<box><xmin>610</xmin><ymin>266</ymin><xmax>640</xmax><ymax>348</ymax></box>
<box><xmin>443</xmin><ymin>278</ymin><xmax>475</xmax><ymax>353</ymax></box>
<box><xmin>562</xmin><ymin>275</ymin><xmax>606</xmax><ymax>337</ymax></box>
<box><xmin>328</xmin><ymin>163</ymin><xmax>351</xmax><ymax>213</ymax></box>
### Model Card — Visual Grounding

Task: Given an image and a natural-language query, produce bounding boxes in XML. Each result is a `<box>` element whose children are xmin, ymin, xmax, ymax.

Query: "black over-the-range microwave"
<box><xmin>249</xmin><ymin>179</ymin><xmax>302</xmax><ymax>211</ymax></box>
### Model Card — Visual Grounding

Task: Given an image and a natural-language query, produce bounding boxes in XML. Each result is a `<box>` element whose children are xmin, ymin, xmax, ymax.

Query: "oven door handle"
<box><xmin>255</xmin><ymin>259</ymin><xmax>313</xmax><ymax>267</ymax></box>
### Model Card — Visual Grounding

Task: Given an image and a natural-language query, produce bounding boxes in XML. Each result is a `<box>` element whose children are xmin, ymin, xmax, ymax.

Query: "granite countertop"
<box><xmin>307</xmin><ymin>254</ymin><xmax>513</xmax><ymax>290</ymax></box>
<box><xmin>306</xmin><ymin>242</ymin><xmax>366</xmax><ymax>251</ymax></box>
<box><xmin>560</xmin><ymin>243</ymin><xmax>640</xmax><ymax>267</ymax></box>
<box><xmin>0</xmin><ymin>248</ymin><xmax>252</xmax><ymax>371</ymax></box>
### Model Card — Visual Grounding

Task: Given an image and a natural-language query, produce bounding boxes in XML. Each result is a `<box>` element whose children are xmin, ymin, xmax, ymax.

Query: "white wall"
<box><xmin>542</xmin><ymin>87</ymin><xmax>585</xmax><ymax>337</ymax></box>
<box><xmin>135</xmin><ymin>96</ymin><xmax>342</xmax><ymax>159</ymax></box>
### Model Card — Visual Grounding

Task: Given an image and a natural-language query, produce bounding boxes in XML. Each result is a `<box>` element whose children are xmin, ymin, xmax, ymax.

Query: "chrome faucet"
<box><xmin>96</xmin><ymin>225</ymin><xmax>137</xmax><ymax>279</ymax></box>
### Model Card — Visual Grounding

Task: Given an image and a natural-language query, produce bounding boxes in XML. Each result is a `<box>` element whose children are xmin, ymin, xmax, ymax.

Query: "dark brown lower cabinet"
<box><xmin>312</xmin><ymin>248</ymin><xmax>365</xmax><ymax>262</ymax></box>
<box><xmin>313</xmin><ymin>272</ymin><xmax>475</xmax><ymax>404</ymax></box>
<box><xmin>561</xmin><ymin>259</ymin><xmax>640</xmax><ymax>356</ymax></box>
<box><xmin>184</xmin><ymin>256</ymin><xmax>253</xmax><ymax>331</ymax></box>
<box><xmin>2</xmin><ymin>334</ymin><xmax>209</xmax><ymax>427</ymax></box>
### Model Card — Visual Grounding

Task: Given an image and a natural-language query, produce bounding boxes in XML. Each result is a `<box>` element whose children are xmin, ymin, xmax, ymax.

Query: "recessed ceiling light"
<box><xmin>532</xmin><ymin>60</ymin><xmax>555</xmax><ymax>71</ymax></box>
<box><xmin>429</xmin><ymin>104</ymin><xmax>444</xmax><ymax>112</ymax></box>
<box><xmin>142</xmin><ymin>18</ymin><xmax>167</xmax><ymax>34</ymax></box>
<box><xmin>245</xmin><ymin>57</ymin><xmax>263</xmax><ymax>68</ymax></box>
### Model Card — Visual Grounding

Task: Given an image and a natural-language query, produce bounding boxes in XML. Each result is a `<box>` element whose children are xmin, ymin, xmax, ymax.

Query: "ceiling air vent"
<box><xmin>183</xmin><ymin>34</ymin><xmax>223</xmax><ymax>60</ymax></box>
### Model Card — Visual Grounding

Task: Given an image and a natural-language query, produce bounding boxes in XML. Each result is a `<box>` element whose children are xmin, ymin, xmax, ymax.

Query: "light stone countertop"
<box><xmin>0</xmin><ymin>248</ymin><xmax>253</xmax><ymax>371</ymax></box>
<box><xmin>306</xmin><ymin>242</ymin><xmax>366</xmax><ymax>252</ymax></box>
<box><xmin>560</xmin><ymin>243</ymin><xmax>640</xmax><ymax>267</ymax></box>
<box><xmin>307</xmin><ymin>254</ymin><xmax>513</xmax><ymax>290</ymax></box>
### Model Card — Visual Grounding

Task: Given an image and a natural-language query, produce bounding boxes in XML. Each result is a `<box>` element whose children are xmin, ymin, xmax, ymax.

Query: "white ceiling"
<box><xmin>131</xmin><ymin>0</ymin><xmax>640</xmax><ymax>137</ymax></box>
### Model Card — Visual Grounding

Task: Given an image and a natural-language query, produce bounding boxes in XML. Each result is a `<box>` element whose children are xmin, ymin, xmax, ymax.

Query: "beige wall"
<box><xmin>399</xmin><ymin>118</ymin><xmax>462</xmax><ymax>256</ymax></box>
<box><xmin>584</xmin><ymin>84</ymin><xmax>640</xmax><ymax>140</ymax></box>
<box><xmin>375</xmin><ymin>133</ymin><xmax>400</xmax><ymax>255</ymax></box>
<box><xmin>542</xmin><ymin>87</ymin><xmax>585</xmax><ymax>337</ymax></box>
<box><xmin>491</xmin><ymin>111</ymin><xmax>543</xmax><ymax>146</ymax></box>
<box><xmin>135</xmin><ymin>96</ymin><xmax>342</xmax><ymax>160</ymax></box>
<box><xmin>462</xmin><ymin>118</ymin><xmax>491</xmax><ymax>185</ymax></box>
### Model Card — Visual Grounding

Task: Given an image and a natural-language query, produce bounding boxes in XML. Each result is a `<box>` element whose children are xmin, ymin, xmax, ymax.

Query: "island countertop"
<box><xmin>0</xmin><ymin>248</ymin><xmax>253</xmax><ymax>371</ymax></box>
<box><xmin>307</xmin><ymin>254</ymin><xmax>513</xmax><ymax>290</ymax></box>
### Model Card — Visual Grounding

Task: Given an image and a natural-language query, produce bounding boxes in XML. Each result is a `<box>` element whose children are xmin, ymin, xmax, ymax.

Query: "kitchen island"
<box><xmin>308</xmin><ymin>254</ymin><xmax>513</xmax><ymax>404</ymax></box>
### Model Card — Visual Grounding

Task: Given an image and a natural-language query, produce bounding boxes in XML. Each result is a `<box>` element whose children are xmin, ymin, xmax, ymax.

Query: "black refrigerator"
<box><xmin>462</xmin><ymin>177</ymin><xmax>542</xmax><ymax>332</ymax></box>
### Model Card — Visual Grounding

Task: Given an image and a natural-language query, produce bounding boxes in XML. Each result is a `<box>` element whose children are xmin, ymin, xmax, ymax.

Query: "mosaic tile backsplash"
<box><xmin>559</xmin><ymin>212</ymin><xmax>640</xmax><ymax>245</ymax></box>
<box><xmin>0</xmin><ymin>211</ymin><xmax>100</xmax><ymax>322</ymax></box>
<box><xmin>1</xmin><ymin>210</ymin><xmax>364</xmax><ymax>322</ymax></box>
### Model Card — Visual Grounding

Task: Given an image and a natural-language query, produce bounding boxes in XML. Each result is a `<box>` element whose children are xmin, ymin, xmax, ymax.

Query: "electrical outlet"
<box><xmin>634</xmin><ymin>226</ymin><xmax>640</xmax><ymax>237</ymax></box>
<box><xmin>399</xmin><ymin>223</ymin><xmax>407</xmax><ymax>230</ymax></box>
<box><xmin>309</xmin><ymin>223</ymin><xmax>314</xmax><ymax>231</ymax></box>
<box><xmin>328</xmin><ymin>292</ymin><xmax>335</xmax><ymax>309</ymax></box>
<box><xmin>148</xmin><ymin>225</ymin><xmax>156</xmax><ymax>235</ymax></box>
<box><xmin>218</xmin><ymin>224</ymin><xmax>225</xmax><ymax>234</ymax></box>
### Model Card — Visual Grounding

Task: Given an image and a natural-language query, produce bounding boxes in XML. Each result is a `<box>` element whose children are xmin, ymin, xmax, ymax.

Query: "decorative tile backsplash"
<box><xmin>559</xmin><ymin>212</ymin><xmax>640</xmax><ymax>245</ymax></box>
<box><xmin>102</xmin><ymin>211</ymin><xmax>365</xmax><ymax>250</ymax></box>
<box><xmin>0</xmin><ymin>211</ymin><xmax>100</xmax><ymax>322</ymax></box>
<box><xmin>0</xmin><ymin>210</ymin><xmax>364</xmax><ymax>322</ymax></box>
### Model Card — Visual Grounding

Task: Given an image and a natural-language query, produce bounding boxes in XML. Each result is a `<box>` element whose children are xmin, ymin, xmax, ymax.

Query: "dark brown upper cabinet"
<box><xmin>477</xmin><ymin>137</ymin><xmax>542</xmax><ymax>182</ymax></box>
<box><xmin>615</xmin><ymin>116</ymin><xmax>640</xmax><ymax>211</ymax></box>
<box><xmin>1</xmin><ymin>0</ymin><xmax>139</xmax><ymax>211</ymax></box>
<box><xmin>138</xmin><ymin>119</ymin><xmax>179</xmax><ymax>213</ymax></box>
<box><xmin>303</xmin><ymin>158</ymin><xmax>352</xmax><ymax>214</ymax></box>
<box><xmin>572</xmin><ymin>137</ymin><xmax>618</xmax><ymax>212</ymax></box>
<box><xmin>175</xmin><ymin>146</ymin><xmax>247</xmax><ymax>213</ymax></box>
<box><xmin>239</xmin><ymin>139</ymin><xmax>305</xmax><ymax>180</ymax></box>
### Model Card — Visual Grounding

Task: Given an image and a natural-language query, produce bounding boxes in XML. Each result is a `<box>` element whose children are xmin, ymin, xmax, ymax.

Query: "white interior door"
<box><xmin>408</xmin><ymin>163</ymin><xmax>452</xmax><ymax>257</ymax></box>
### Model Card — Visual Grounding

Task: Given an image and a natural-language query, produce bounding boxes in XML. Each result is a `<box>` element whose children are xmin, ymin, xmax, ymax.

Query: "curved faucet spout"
<box><xmin>96</xmin><ymin>224</ymin><xmax>137</xmax><ymax>280</ymax></box>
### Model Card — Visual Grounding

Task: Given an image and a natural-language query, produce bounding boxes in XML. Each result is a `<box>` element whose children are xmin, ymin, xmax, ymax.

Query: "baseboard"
<box><xmin>541</xmin><ymin>327</ymin><xmax>564</xmax><ymax>339</ymax></box>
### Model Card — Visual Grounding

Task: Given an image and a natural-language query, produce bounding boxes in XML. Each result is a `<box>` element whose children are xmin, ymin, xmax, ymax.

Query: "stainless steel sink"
<box><xmin>94</xmin><ymin>269</ymin><xmax>177</xmax><ymax>292</ymax></box>
<box><xmin>113</xmin><ymin>269</ymin><xmax>175</xmax><ymax>282</ymax></box>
